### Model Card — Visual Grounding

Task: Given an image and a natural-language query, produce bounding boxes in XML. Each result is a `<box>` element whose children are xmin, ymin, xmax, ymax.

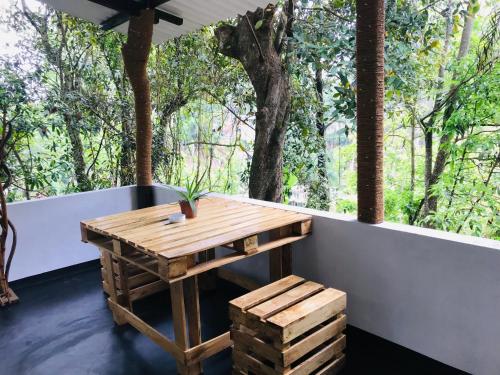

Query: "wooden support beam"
<box><xmin>269</xmin><ymin>225</ymin><xmax>293</xmax><ymax>282</ymax></box>
<box><xmin>170</xmin><ymin>280</ymin><xmax>190</xmax><ymax>374</ymax></box>
<box><xmin>108</xmin><ymin>299</ymin><xmax>184</xmax><ymax>361</ymax></box>
<box><xmin>184</xmin><ymin>276</ymin><xmax>202</xmax><ymax>374</ymax></box>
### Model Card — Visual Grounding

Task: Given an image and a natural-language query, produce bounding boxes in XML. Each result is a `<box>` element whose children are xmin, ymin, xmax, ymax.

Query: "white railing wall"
<box><xmin>7</xmin><ymin>185</ymin><xmax>500</xmax><ymax>375</ymax></box>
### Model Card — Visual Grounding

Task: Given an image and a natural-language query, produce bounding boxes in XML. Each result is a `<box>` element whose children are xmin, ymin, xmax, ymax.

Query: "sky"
<box><xmin>0</xmin><ymin>0</ymin><xmax>42</xmax><ymax>58</ymax></box>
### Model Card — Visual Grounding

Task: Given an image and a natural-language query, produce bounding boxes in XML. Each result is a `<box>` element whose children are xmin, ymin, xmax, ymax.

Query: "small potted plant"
<box><xmin>173</xmin><ymin>174</ymin><xmax>208</xmax><ymax>219</ymax></box>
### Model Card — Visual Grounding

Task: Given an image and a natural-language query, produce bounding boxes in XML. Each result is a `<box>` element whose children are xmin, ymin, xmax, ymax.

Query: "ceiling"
<box><xmin>41</xmin><ymin>0</ymin><xmax>272</xmax><ymax>44</ymax></box>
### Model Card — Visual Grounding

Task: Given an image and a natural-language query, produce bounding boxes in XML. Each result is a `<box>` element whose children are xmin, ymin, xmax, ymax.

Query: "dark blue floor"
<box><xmin>1</xmin><ymin>262</ymin><xmax>468</xmax><ymax>375</ymax></box>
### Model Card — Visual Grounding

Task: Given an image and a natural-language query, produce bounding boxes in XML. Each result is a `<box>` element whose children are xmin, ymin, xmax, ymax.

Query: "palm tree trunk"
<box><xmin>122</xmin><ymin>9</ymin><xmax>154</xmax><ymax>187</ymax></box>
<box><xmin>356</xmin><ymin>0</ymin><xmax>385</xmax><ymax>223</ymax></box>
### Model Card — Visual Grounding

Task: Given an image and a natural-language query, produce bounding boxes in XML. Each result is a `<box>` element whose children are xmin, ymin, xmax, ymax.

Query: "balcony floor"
<box><xmin>1</xmin><ymin>262</ymin><xmax>467</xmax><ymax>375</ymax></box>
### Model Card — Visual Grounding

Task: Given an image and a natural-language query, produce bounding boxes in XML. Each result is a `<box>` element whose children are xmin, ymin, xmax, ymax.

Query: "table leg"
<box><xmin>101</xmin><ymin>249</ymin><xmax>127</xmax><ymax>325</ymax></box>
<box><xmin>171</xmin><ymin>280</ymin><xmax>188</xmax><ymax>374</ymax></box>
<box><xmin>185</xmin><ymin>276</ymin><xmax>203</xmax><ymax>374</ymax></box>
<box><xmin>171</xmin><ymin>279</ymin><xmax>202</xmax><ymax>374</ymax></box>
<box><xmin>269</xmin><ymin>227</ymin><xmax>293</xmax><ymax>282</ymax></box>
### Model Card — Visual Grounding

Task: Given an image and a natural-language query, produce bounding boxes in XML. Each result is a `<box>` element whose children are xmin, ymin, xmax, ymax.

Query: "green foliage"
<box><xmin>172</xmin><ymin>171</ymin><xmax>209</xmax><ymax>210</ymax></box>
<box><xmin>0</xmin><ymin>0</ymin><xmax>498</xmax><ymax>240</ymax></box>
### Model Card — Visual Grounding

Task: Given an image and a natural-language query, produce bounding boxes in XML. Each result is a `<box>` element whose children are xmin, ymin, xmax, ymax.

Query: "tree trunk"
<box><xmin>64</xmin><ymin>113</ymin><xmax>92</xmax><ymax>191</ymax></box>
<box><xmin>421</xmin><ymin>0</ymin><xmax>454</xmax><ymax>219</ymax></box>
<box><xmin>215</xmin><ymin>5</ymin><xmax>292</xmax><ymax>202</ymax></box>
<box><xmin>422</xmin><ymin>3</ymin><xmax>475</xmax><ymax>221</ymax></box>
<box><xmin>308</xmin><ymin>62</ymin><xmax>330</xmax><ymax>210</ymax></box>
<box><xmin>356</xmin><ymin>0</ymin><xmax>385</xmax><ymax>223</ymax></box>
<box><xmin>410</xmin><ymin>110</ymin><xmax>416</xmax><ymax>200</ymax></box>
<box><xmin>119</xmin><ymin>115</ymin><xmax>135</xmax><ymax>186</ymax></box>
<box><xmin>122</xmin><ymin>9</ymin><xmax>154</xmax><ymax>187</ymax></box>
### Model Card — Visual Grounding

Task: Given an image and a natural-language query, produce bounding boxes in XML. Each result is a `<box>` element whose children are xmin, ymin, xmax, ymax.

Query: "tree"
<box><xmin>20</xmin><ymin>5</ymin><xmax>93</xmax><ymax>191</ymax></box>
<box><xmin>122</xmin><ymin>9</ymin><xmax>155</xmax><ymax>192</ymax></box>
<box><xmin>215</xmin><ymin>2</ymin><xmax>294</xmax><ymax>202</ymax></box>
<box><xmin>0</xmin><ymin>65</ymin><xmax>22</xmax><ymax>305</ymax></box>
<box><xmin>356</xmin><ymin>0</ymin><xmax>385</xmax><ymax>223</ymax></box>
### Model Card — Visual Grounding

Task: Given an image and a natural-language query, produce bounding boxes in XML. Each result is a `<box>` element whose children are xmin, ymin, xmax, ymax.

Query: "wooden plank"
<box><xmin>118</xmin><ymin>203</ymin><xmax>263</xmax><ymax>240</ymax></box>
<box><xmin>217</xmin><ymin>268</ymin><xmax>261</xmax><ymax>291</ymax></box>
<box><xmin>107</xmin><ymin>299</ymin><xmax>184</xmax><ymax>362</ymax></box>
<box><xmin>315</xmin><ymin>354</ymin><xmax>346</xmax><ymax>375</ymax></box>
<box><xmin>140</xmin><ymin>207</ymin><xmax>274</xmax><ymax>247</ymax></box>
<box><xmin>247</xmin><ymin>281</ymin><xmax>324</xmax><ymax>321</ymax></box>
<box><xmin>158</xmin><ymin>256</ymin><xmax>188</xmax><ymax>279</ymax></box>
<box><xmin>233</xmin><ymin>349</ymin><xmax>278</xmax><ymax>375</ymax></box>
<box><xmin>170</xmin><ymin>280</ymin><xmax>189</xmax><ymax>374</ymax></box>
<box><xmin>184</xmin><ymin>276</ymin><xmax>201</xmax><ymax>348</ymax></box>
<box><xmin>229</xmin><ymin>275</ymin><xmax>304</xmax><ymax>320</ymax></box>
<box><xmin>288</xmin><ymin>335</ymin><xmax>345</xmax><ymax>375</ymax></box>
<box><xmin>158</xmin><ymin>214</ymin><xmax>310</xmax><ymax>258</ymax></box>
<box><xmin>129</xmin><ymin>280</ymin><xmax>169</xmax><ymax>301</ymax></box>
<box><xmin>184</xmin><ymin>276</ymin><xmax>202</xmax><ymax>374</ymax></box>
<box><xmin>100</xmin><ymin>245</ymin><xmax>161</xmax><ymax>278</ymax></box>
<box><xmin>168</xmin><ymin>236</ymin><xmax>308</xmax><ymax>283</ymax></box>
<box><xmin>84</xmin><ymin>198</ymin><xmax>221</xmax><ymax>228</ymax></box>
<box><xmin>128</xmin><ymin>271</ymin><xmax>160</xmax><ymax>289</ymax></box>
<box><xmin>96</xmin><ymin>199</ymin><xmax>242</xmax><ymax>235</ymax></box>
<box><xmin>292</xmin><ymin>219</ymin><xmax>313</xmax><ymax>235</ymax></box>
<box><xmin>148</xmin><ymin>210</ymin><xmax>302</xmax><ymax>253</ymax></box>
<box><xmin>185</xmin><ymin>332</ymin><xmax>232</xmax><ymax>365</ymax></box>
<box><xmin>266</xmin><ymin>289</ymin><xmax>347</xmax><ymax>343</ymax></box>
<box><xmin>101</xmin><ymin>249</ymin><xmax>126</xmax><ymax>325</ymax></box>
<box><xmin>282</xmin><ymin>314</ymin><xmax>347</xmax><ymax>367</ymax></box>
<box><xmin>233</xmin><ymin>235</ymin><xmax>259</xmax><ymax>254</ymax></box>
<box><xmin>269</xmin><ymin>226</ymin><xmax>293</xmax><ymax>282</ymax></box>
<box><xmin>231</xmin><ymin>329</ymin><xmax>282</xmax><ymax>365</ymax></box>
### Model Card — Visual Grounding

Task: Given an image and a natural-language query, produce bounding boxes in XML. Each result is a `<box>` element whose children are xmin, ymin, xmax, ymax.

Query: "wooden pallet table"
<box><xmin>81</xmin><ymin>197</ymin><xmax>312</xmax><ymax>374</ymax></box>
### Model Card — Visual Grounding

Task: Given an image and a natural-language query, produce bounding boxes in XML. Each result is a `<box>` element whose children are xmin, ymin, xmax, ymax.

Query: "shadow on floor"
<box><xmin>1</xmin><ymin>261</ymin><xmax>468</xmax><ymax>375</ymax></box>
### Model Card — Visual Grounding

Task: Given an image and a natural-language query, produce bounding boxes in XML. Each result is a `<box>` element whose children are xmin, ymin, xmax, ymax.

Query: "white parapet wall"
<box><xmin>6</xmin><ymin>185</ymin><xmax>500</xmax><ymax>374</ymax></box>
<box><xmin>7</xmin><ymin>186</ymin><xmax>137</xmax><ymax>281</ymax></box>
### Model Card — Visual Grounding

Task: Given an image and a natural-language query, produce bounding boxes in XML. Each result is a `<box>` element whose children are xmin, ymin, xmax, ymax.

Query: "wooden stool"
<box><xmin>229</xmin><ymin>275</ymin><xmax>346</xmax><ymax>375</ymax></box>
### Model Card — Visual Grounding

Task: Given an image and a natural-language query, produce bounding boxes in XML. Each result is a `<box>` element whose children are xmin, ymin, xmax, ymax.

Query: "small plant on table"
<box><xmin>173</xmin><ymin>174</ymin><xmax>208</xmax><ymax>219</ymax></box>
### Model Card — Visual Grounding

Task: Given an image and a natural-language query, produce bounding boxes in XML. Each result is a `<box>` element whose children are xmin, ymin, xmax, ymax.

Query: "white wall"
<box><xmin>8</xmin><ymin>186</ymin><xmax>137</xmax><ymax>281</ymax></box>
<box><xmin>7</xmin><ymin>185</ymin><xmax>500</xmax><ymax>374</ymax></box>
<box><xmin>210</xmin><ymin>193</ymin><xmax>500</xmax><ymax>375</ymax></box>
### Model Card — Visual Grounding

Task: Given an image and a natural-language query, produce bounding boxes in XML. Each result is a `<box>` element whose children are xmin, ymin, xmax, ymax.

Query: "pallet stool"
<box><xmin>229</xmin><ymin>275</ymin><xmax>346</xmax><ymax>375</ymax></box>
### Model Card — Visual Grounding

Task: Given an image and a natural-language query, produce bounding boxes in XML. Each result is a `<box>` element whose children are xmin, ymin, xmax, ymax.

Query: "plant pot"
<box><xmin>179</xmin><ymin>199</ymin><xmax>199</xmax><ymax>219</ymax></box>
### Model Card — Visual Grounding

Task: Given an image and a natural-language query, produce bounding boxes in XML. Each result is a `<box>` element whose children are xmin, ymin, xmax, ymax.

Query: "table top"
<box><xmin>81</xmin><ymin>197</ymin><xmax>312</xmax><ymax>261</ymax></box>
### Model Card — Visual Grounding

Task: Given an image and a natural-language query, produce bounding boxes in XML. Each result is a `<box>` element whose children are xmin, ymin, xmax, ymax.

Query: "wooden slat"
<box><xmin>116</xmin><ymin>202</ymin><xmax>259</xmax><ymax>240</ymax></box>
<box><xmin>315</xmin><ymin>354</ymin><xmax>346</xmax><ymax>375</ymax></box>
<box><xmin>282</xmin><ymin>315</ymin><xmax>346</xmax><ymax>366</ymax></box>
<box><xmin>185</xmin><ymin>332</ymin><xmax>232</xmax><ymax>365</ymax></box>
<box><xmin>230</xmin><ymin>275</ymin><xmax>304</xmax><ymax>315</ymax></box>
<box><xmin>167</xmin><ymin>236</ymin><xmax>308</xmax><ymax>283</ymax></box>
<box><xmin>288</xmin><ymin>335</ymin><xmax>345</xmax><ymax>375</ymax></box>
<box><xmin>231</xmin><ymin>329</ymin><xmax>282</xmax><ymax>364</ymax></box>
<box><xmin>157</xmin><ymin>213</ymin><xmax>309</xmax><ymax>258</ymax></box>
<box><xmin>266</xmin><ymin>289</ymin><xmax>347</xmax><ymax>343</ymax></box>
<box><xmin>136</xmin><ymin>206</ymin><xmax>278</xmax><ymax>249</ymax></box>
<box><xmin>233</xmin><ymin>349</ymin><xmax>278</xmax><ymax>375</ymax></box>
<box><xmin>107</xmin><ymin>299</ymin><xmax>184</xmax><ymax>361</ymax></box>
<box><xmin>147</xmin><ymin>209</ymin><xmax>301</xmax><ymax>252</ymax></box>
<box><xmin>129</xmin><ymin>280</ymin><xmax>169</xmax><ymax>301</ymax></box>
<box><xmin>247</xmin><ymin>281</ymin><xmax>324</xmax><ymax>321</ymax></box>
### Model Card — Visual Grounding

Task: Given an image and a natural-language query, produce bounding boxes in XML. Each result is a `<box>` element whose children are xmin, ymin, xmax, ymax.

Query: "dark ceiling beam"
<box><xmin>155</xmin><ymin>9</ymin><xmax>183</xmax><ymax>26</ymax></box>
<box><xmin>89</xmin><ymin>0</ymin><xmax>182</xmax><ymax>31</ymax></box>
